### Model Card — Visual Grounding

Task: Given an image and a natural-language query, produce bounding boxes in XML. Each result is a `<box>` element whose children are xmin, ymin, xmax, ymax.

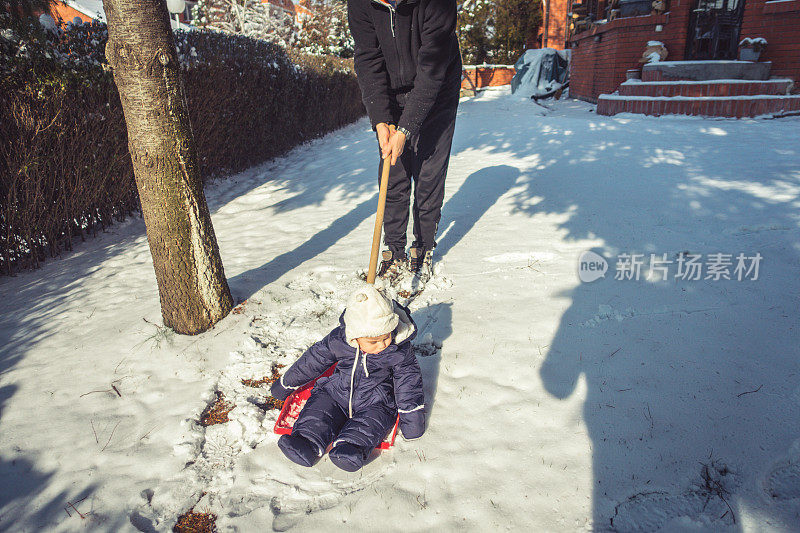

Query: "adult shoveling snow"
<box><xmin>347</xmin><ymin>0</ymin><xmax>462</xmax><ymax>279</ymax></box>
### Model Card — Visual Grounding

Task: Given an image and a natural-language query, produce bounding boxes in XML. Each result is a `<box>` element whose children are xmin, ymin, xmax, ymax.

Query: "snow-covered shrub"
<box><xmin>175</xmin><ymin>28</ymin><xmax>362</xmax><ymax>177</ymax></box>
<box><xmin>294</xmin><ymin>1</ymin><xmax>354</xmax><ymax>59</ymax></box>
<box><xmin>639</xmin><ymin>41</ymin><xmax>667</xmax><ymax>64</ymax></box>
<box><xmin>0</xmin><ymin>14</ymin><xmax>363</xmax><ymax>276</ymax></box>
<box><xmin>191</xmin><ymin>0</ymin><xmax>353</xmax><ymax>58</ymax></box>
<box><xmin>738</xmin><ymin>37</ymin><xmax>767</xmax><ymax>53</ymax></box>
<box><xmin>192</xmin><ymin>0</ymin><xmax>299</xmax><ymax>49</ymax></box>
<box><xmin>0</xmin><ymin>12</ymin><xmax>132</xmax><ymax>275</ymax></box>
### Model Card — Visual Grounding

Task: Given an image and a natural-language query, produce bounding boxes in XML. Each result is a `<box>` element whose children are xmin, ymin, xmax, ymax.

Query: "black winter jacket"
<box><xmin>347</xmin><ymin>0</ymin><xmax>462</xmax><ymax>136</ymax></box>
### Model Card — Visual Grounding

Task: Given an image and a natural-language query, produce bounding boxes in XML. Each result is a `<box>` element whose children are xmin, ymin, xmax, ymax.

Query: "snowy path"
<box><xmin>1</xmin><ymin>88</ymin><xmax>800</xmax><ymax>532</ymax></box>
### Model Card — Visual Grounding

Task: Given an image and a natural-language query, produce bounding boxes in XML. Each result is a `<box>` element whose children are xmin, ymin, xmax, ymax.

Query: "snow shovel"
<box><xmin>366</xmin><ymin>155</ymin><xmax>392</xmax><ymax>284</ymax></box>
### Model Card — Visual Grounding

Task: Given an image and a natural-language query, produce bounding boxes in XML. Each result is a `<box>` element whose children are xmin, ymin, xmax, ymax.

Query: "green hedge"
<box><xmin>0</xmin><ymin>17</ymin><xmax>365</xmax><ymax>275</ymax></box>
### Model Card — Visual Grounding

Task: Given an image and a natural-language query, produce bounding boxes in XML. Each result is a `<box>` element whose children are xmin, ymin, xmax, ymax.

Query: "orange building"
<box><xmin>50</xmin><ymin>0</ymin><xmax>106</xmax><ymax>24</ymax></box>
<box><xmin>49</xmin><ymin>0</ymin><xmax>312</xmax><ymax>26</ymax></box>
<box><xmin>49</xmin><ymin>0</ymin><xmax>192</xmax><ymax>25</ymax></box>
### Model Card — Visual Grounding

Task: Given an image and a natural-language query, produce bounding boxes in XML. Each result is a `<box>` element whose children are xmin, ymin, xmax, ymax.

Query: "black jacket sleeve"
<box><xmin>397</xmin><ymin>0</ymin><xmax>457</xmax><ymax>136</ymax></box>
<box><xmin>348</xmin><ymin>0</ymin><xmax>394</xmax><ymax>130</ymax></box>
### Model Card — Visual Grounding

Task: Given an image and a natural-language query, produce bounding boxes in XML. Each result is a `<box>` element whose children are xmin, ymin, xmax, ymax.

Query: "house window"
<box><xmin>617</xmin><ymin>0</ymin><xmax>654</xmax><ymax>16</ymax></box>
<box><xmin>694</xmin><ymin>0</ymin><xmax>742</xmax><ymax>11</ymax></box>
<box><xmin>605</xmin><ymin>0</ymin><xmax>667</xmax><ymax>19</ymax></box>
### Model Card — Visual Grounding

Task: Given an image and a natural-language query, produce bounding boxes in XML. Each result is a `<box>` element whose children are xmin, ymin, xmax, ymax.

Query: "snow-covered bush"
<box><xmin>0</xmin><ymin>12</ymin><xmax>107</xmax><ymax>80</ymax></box>
<box><xmin>0</xmin><ymin>13</ymin><xmax>363</xmax><ymax>276</ymax></box>
<box><xmin>191</xmin><ymin>0</ymin><xmax>353</xmax><ymax>58</ymax></box>
<box><xmin>639</xmin><ymin>40</ymin><xmax>667</xmax><ymax>64</ymax></box>
<box><xmin>192</xmin><ymin>0</ymin><xmax>298</xmax><ymax>49</ymax></box>
<box><xmin>738</xmin><ymin>37</ymin><xmax>767</xmax><ymax>53</ymax></box>
<box><xmin>0</xmin><ymin>12</ymin><xmax>131</xmax><ymax>275</ymax></box>
<box><xmin>293</xmin><ymin>1</ymin><xmax>354</xmax><ymax>59</ymax></box>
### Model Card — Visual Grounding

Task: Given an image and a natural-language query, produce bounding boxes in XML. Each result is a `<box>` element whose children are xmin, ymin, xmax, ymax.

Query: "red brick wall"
<box><xmin>461</xmin><ymin>67</ymin><xmax>516</xmax><ymax>89</ymax></box>
<box><xmin>568</xmin><ymin>1</ymin><xmax>694</xmax><ymax>102</ymax></box>
<box><xmin>542</xmin><ymin>0</ymin><xmax>571</xmax><ymax>50</ymax></box>
<box><xmin>740</xmin><ymin>0</ymin><xmax>800</xmax><ymax>84</ymax></box>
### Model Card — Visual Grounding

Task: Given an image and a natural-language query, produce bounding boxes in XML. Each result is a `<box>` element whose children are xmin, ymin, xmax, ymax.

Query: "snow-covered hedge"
<box><xmin>0</xmin><ymin>14</ymin><xmax>364</xmax><ymax>276</ymax></box>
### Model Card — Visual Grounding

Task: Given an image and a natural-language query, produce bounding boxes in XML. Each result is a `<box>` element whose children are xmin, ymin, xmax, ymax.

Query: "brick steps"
<box><xmin>596</xmin><ymin>94</ymin><xmax>800</xmax><ymax>117</ymax></box>
<box><xmin>641</xmin><ymin>61</ymin><xmax>772</xmax><ymax>82</ymax></box>
<box><xmin>599</xmin><ymin>61</ymin><xmax>797</xmax><ymax>117</ymax></box>
<box><xmin>619</xmin><ymin>79</ymin><xmax>794</xmax><ymax>97</ymax></box>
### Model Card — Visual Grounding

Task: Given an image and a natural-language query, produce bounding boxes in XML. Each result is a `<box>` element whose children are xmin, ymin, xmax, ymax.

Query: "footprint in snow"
<box><xmin>609</xmin><ymin>490</ymin><xmax>734</xmax><ymax>533</ymax></box>
<box><xmin>609</xmin><ymin>462</ymin><xmax>738</xmax><ymax>532</ymax></box>
<box><xmin>763</xmin><ymin>459</ymin><xmax>800</xmax><ymax>501</ymax></box>
<box><xmin>255</xmin><ymin>460</ymin><xmax>392</xmax><ymax>531</ymax></box>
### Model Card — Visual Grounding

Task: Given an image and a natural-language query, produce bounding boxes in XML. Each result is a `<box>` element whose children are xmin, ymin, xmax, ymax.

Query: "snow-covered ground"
<box><xmin>1</xmin><ymin>87</ymin><xmax>799</xmax><ymax>532</ymax></box>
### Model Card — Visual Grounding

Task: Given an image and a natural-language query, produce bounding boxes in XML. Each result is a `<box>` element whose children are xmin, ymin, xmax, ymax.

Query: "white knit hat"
<box><xmin>344</xmin><ymin>284</ymin><xmax>399</xmax><ymax>346</ymax></box>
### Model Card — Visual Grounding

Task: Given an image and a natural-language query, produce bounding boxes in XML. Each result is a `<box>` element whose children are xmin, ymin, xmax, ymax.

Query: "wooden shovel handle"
<box><xmin>366</xmin><ymin>156</ymin><xmax>392</xmax><ymax>284</ymax></box>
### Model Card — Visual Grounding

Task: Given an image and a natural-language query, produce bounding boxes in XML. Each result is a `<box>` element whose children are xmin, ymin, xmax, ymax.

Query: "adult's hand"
<box><xmin>387</xmin><ymin>128</ymin><xmax>406</xmax><ymax>166</ymax></box>
<box><xmin>375</xmin><ymin>122</ymin><xmax>393</xmax><ymax>160</ymax></box>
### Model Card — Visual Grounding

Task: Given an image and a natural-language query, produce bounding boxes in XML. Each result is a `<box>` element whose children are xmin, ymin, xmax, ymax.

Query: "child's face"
<box><xmin>356</xmin><ymin>332</ymin><xmax>392</xmax><ymax>354</ymax></box>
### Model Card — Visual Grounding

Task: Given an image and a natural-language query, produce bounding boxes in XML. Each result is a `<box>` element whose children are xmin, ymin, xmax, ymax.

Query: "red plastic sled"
<box><xmin>273</xmin><ymin>363</ymin><xmax>400</xmax><ymax>450</ymax></box>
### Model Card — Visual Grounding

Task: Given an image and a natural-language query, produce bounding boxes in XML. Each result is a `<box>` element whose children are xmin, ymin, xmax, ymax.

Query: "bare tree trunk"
<box><xmin>103</xmin><ymin>0</ymin><xmax>233</xmax><ymax>335</ymax></box>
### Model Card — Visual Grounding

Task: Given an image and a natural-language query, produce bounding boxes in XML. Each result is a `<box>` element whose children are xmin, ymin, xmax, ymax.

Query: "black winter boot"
<box><xmin>278</xmin><ymin>434</ymin><xmax>321</xmax><ymax>467</ymax></box>
<box><xmin>329</xmin><ymin>441</ymin><xmax>371</xmax><ymax>472</ymax></box>
<box><xmin>410</xmin><ymin>247</ymin><xmax>433</xmax><ymax>281</ymax></box>
<box><xmin>378</xmin><ymin>250</ymin><xmax>407</xmax><ymax>278</ymax></box>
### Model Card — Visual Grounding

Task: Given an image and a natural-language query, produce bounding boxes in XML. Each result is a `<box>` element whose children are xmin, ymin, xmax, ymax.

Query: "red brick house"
<box><xmin>568</xmin><ymin>0</ymin><xmax>800</xmax><ymax>116</ymax></box>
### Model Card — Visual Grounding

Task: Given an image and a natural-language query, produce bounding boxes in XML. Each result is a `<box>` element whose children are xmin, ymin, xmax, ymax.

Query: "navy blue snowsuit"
<box><xmin>271</xmin><ymin>302</ymin><xmax>425</xmax><ymax>458</ymax></box>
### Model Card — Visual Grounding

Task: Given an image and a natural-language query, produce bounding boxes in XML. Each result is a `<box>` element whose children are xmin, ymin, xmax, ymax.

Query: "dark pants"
<box><xmin>292</xmin><ymin>387</ymin><xmax>397</xmax><ymax>452</ymax></box>
<box><xmin>380</xmin><ymin>91</ymin><xmax>459</xmax><ymax>255</ymax></box>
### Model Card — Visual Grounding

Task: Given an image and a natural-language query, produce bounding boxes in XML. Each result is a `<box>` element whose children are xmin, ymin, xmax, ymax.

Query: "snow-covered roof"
<box><xmin>63</xmin><ymin>0</ymin><xmax>105</xmax><ymax>21</ymax></box>
<box><xmin>59</xmin><ymin>0</ymin><xmax>192</xmax><ymax>29</ymax></box>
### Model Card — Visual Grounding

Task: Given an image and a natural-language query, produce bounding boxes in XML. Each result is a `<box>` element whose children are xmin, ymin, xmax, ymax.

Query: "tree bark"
<box><xmin>103</xmin><ymin>0</ymin><xmax>233</xmax><ymax>334</ymax></box>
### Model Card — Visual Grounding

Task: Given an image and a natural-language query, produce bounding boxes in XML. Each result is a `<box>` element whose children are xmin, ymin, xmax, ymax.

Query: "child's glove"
<box><xmin>270</xmin><ymin>375</ymin><xmax>294</xmax><ymax>401</ymax></box>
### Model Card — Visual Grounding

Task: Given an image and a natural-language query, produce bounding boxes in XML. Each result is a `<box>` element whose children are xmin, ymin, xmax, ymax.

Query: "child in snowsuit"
<box><xmin>270</xmin><ymin>284</ymin><xmax>425</xmax><ymax>472</ymax></box>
